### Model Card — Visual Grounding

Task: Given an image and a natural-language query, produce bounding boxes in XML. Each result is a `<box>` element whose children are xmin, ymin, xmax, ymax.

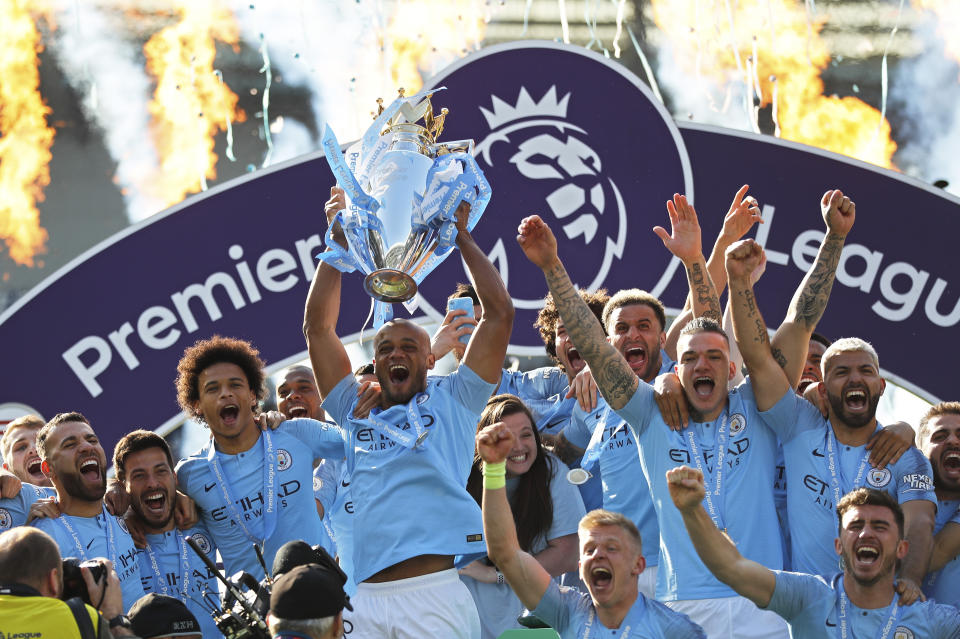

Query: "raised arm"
<box><xmin>653</xmin><ymin>193</ymin><xmax>721</xmax><ymax>323</ymax></box>
<box><xmin>478</xmin><ymin>422</ymin><xmax>553</xmax><ymax>610</ymax></box>
<box><xmin>771</xmin><ymin>190</ymin><xmax>854</xmax><ymax>388</ymax></box>
<box><xmin>517</xmin><ymin>216</ymin><xmax>638</xmax><ymax>410</ymax></box>
<box><xmin>303</xmin><ymin>186</ymin><xmax>355</xmax><ymax>397</ymax></box>
<box><xmin>667</xmin><ymin>466</ymin><xmax>776</xmax><ymax>607</ymax></box>
<box><xmin>458</xmin><ymin>204</ymin><xmax>515</xmax><ymax>383</ymax></box>
<box><xmin>726</xmin><ymin>239</ymin><xmax>791</xmax><ymax>410</ymax></box>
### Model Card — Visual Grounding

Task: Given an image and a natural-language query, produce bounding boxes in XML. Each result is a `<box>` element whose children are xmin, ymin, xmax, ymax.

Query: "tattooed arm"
<box><xmin>517</xmin><ymin>216</ymin><xmax>639</xmax><ymax>410</ymax></box>
<box><xmin>726</xmin><ymin>240</ymin><xmax>791</xmax><ymax>411</ymax></box>
<box><xmin>771</xmin><ymin>190</ymin><xmax>855</xmax><ymax>388</ymax></box>
<box><xmin>653</xmin><ymin>193</ymin><xmax>722</xmax><ymax>322</ymax></box>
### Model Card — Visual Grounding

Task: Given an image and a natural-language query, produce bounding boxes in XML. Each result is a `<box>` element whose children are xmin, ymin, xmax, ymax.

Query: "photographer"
<box><xmin>268</xmin><ymin>563</ymin><xmax>351</xmax><ymax>639</ymax></box>
<box><xmin>0</xmin><ymin>527</ymin><xmax>135</xmax><ymax>638</ymax></box>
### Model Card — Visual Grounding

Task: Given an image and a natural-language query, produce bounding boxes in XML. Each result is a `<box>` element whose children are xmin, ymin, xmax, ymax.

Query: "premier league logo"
<box><xmin>191</xmin><ymin>532</ymin><xmax>212</xmax><ymax>555</ymax></box>
<box><xmin>867</xmin><ymin>467</ymin><xmax>892</xmax><ymax>488</ymax></box>
<box><xmin>420</xmin><ymin>42</ymin><xmax>692</xmax><ymax>350</ymax></box>
<box><xmin>277</xmin><ymin>449</ymin><xmax>292</xmax><ymax>472</ymax></box>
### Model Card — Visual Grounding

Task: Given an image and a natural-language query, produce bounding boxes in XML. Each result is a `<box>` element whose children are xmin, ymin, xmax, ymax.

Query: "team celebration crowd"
<box><xmin>1</xmin><ymin>183</ymin><xmax>959</xmax><ymax>638</ymax></box>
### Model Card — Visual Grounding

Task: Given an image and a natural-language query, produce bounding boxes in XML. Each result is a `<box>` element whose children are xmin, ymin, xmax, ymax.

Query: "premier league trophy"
<box><xmin>319</xmin><ymin>88</ymin><xmax>491</xmax><ymax>325</ymax></box>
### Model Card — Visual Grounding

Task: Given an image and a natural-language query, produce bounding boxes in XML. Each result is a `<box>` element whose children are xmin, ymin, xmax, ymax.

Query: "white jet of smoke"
<box><xmin>890</xmin><ymin>14</ymin><xmax>960</xmax><ymax>198</ymax></box>
<box><xmin>227</xmin><ymin>0</ymin><xmax>399</xmax><ymax>163</ymax></box>
<box><xmin>654</xmin><ymin>43</ymin><xmax>755</xmax><ymax>131</ymax></box>
<box><xmin>49</xmin><ymin>1</ymin><xmax>165</xmax><ymax>223</ymax></box>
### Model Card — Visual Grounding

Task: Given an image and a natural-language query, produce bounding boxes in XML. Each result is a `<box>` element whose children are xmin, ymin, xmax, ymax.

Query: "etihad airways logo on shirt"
<box><xmin>356</xmin><ymin>413</ymin><xmax>435</xmax><ymax>451</ymax></box>
<box><xmin>210</xmin><ymin>481</ymin><xmax>303</xmax><ymax>523</ymax></box>
<box><xmin>668</xmin><ymin>437</ymin><xmax>750</xmax><ymax>472</ymax></box>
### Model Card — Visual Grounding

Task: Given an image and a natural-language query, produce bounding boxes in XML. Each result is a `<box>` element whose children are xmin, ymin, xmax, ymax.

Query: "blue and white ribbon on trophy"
<box><xmin>317</xmin><ymin>87</ymin><xmax>492</xmax><ymax>328</ymax></box>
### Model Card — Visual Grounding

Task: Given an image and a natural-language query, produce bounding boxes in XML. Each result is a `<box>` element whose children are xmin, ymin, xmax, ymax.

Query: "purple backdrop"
<box><xmin>1</xmin><ymin>41</ymin><xmax>957</xmax><ymax>458</ymax></box>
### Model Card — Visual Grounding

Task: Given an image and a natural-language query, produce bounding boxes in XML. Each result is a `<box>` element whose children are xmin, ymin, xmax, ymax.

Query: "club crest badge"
<box><xmin>277</xmin><ymin>449</ymin><xmax>292</xmax><ymax>471</ymax></box>
<box><xmin>191</xmin><ymin>532</ymin><xmax>212</xmax><ymax>555</ymax></box>
<box><xmin>866</xmin><ymin>467</ymin><xmax>892</xmax><ymax>488</ymax></box>
<box><xmin>729</xmin><ymin>414</ymin><xmax>747</xmax><ymax>434</ymax></box>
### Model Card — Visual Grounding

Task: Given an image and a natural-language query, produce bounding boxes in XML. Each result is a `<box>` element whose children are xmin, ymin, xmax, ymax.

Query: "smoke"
<box><xmin>890</xmin><ymin>12</ymin><xmax>960</xmax><ymax>197</ymax></box>
<box><xmin>226</xmin><ymin>0</ymin><xmax>398</xmax><ymax>155</ymax></box>
<box><xmin>47</xmin><ymin>1</ymin><xmax>166</xmax><ymax>222</ymax></box>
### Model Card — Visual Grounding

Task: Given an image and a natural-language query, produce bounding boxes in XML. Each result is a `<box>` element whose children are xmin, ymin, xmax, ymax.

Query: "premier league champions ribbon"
<box><xmin>317</xmin><ymin>89</ymin><xmax>492</xmax><ymax>327</ymax></box>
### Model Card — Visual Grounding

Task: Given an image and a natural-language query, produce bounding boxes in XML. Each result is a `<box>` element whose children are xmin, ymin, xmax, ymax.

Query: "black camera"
<box><xmin>61</xmin><ymin>557</ymin><xmax>106</xmax><ymax>604</ymax></box>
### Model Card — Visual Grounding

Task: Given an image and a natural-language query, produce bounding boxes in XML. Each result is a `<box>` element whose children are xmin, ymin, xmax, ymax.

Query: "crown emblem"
<box><xmin>375</xmin><ymin>88</ymin><xmax>448</xmax><ymax>143</ymax></box>
<box><xmin>480</xmin><ymin>86</ymin><xmax>571</xmax><ymax>130</ymax></box>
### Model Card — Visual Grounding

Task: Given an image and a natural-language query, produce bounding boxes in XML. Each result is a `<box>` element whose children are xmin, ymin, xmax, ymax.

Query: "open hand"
<box><xmin>517</xmin><ymin>216</ymin><xmax>559</xmax><ymax>270</ymax></box>
<box><xmin>353</xmin><ymin>380</ymin><xmax>382</xmax><ymax>419</ymax></box>
<box><xmin>566</xmin><ymin>367</ymin><xmax>598</xmax><ymax>412</ymax></box>
<box><xmin>653</xmin><ymin>193</ymin><xmax>703</xmax><ymax>263</ymax></box>
<box><xmin>821</xmin><ymin>189</ymin><xmax>855</xmax><ymax>237</ymax></box>
<box><xmin>476</xmin><ymin>422</ymin><xmax>517</xmax><ymax>464</ymax></box>
<box><xmin>725</xmin><ymin>239</ymin><xmax>765</xmax><ymax>282</ymax></box>
<box><xmin>720</xmin><ymin>185</ymin><xmax>764</xmax><ymax>243</ymax></box>
<box><xmin>666</xmin><ymin>466</ymin><xmax>706</xmax><ymax>512</ymax></box>
<box><xmin>431</xmin><ymin>309</ymin><xmax>477</xmax><ymax>360</ymax></box>
<box><xmin>26</xmin><ymin>498</ymin><xmax>61</xmax><ymax>524</ymax></box>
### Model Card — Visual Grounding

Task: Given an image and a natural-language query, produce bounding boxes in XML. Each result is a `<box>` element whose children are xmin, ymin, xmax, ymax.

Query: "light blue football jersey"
<box><xmin>761</xmin><ymin>394</ymin><xmax>937</xmax><ymax>576</ymax></box>
<box><xmin>923</xmin><ymin>499</ymin><xmax>960</xmax><ymax>607</ymax></box>
<box><xmin>615</xmin><ymin>379</ymin><xmax>785</xmax><ymax>600</ymax></box>
<box><xmin>138</xmin><ymin>525</ymin><xmax>222</xmax><ymax>638</ymax></box>
<box><xmin>532</xmin><ymin>581</ymin><xmax>706</xmax><ymax>638</ymax></box>
<box><xmin>34</xmin><ymin>510</ymin><xmax>145</xmax><ymax>611</ymax></box>
<box><xmin>311</xmin><ymin>457</ymin><xmax>341</xmax><ymax>557</ymax></box>
<box><xmin>497</xmin><ymin>366</ymin><xmax>570</xmax><ymax>432</ymax></box>
<box><xmin>0</xmin><ymin>483</ymin><xmax>55</xmax><ymax>531</ymax></box>
<box><xmin>766</xmin><ymin>571</ymin><xmax>960</xmax><ymax>638</ymax></box>
<box><xmin>176</xmin><ymin>419</ymin><xmax>344</xmax><ymax>578</ymax></box>
<box><xmin>323</xmin><ymin>364</ymin><xmax>495</xmax><ymax>582</ymax></box>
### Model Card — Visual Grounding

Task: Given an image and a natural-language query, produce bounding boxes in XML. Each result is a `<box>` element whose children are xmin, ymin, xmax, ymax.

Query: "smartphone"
<box><xmin>446</xmin><ymin>297</ymin><xmax>475</xmax><ymax>345</ymax></box>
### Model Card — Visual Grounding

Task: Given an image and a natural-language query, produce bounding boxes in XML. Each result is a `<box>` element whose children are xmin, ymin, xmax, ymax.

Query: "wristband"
<box><xmin>483</xmin><ymin>460</ymin><xmax>506</xmax><ymax>490</ymax></box>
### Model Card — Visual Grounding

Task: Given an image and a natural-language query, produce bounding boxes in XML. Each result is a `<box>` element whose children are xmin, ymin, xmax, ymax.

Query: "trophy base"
<box><xmin>364</xmin><ymin>269</ymin><xmax>418</xmax><ymax>303</ymax></box>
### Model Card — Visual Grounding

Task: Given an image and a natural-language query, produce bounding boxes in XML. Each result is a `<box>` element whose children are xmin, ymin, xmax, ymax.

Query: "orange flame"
<box><xmin>0</xmin><ymin>0</ymin><xmax>53</xmax><ymax>267</ymax></box>
<box><xmin>914</xmin><ymin>0</ymin><xmax>960</xmax><ymax>70</ymax></box>
<box><xmin>143</xmin><ymin>1</ymin><xmax>245</xmax><ymax>207</ymax></box>
<box><xmin>651</xmin><ymin>0</ymin><xmax>897</xmax><ymax>168</ymax></box>
<box><xmin>383</xmin><ymin>0</ymin><xmax>487</xmax><ymax>94</ymax></box>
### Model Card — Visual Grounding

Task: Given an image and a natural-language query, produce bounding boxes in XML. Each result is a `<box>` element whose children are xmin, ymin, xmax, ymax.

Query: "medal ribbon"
<box><xmin>836</xmin><ymin>575</ymin><xmax>902</xmax><ymax>639</ymax></box>
<box><xmin>360</xmin><ymin>393</ymin><xmax>429</xmax><ymax>449</ymax></box>
<box><xmin>57</xmin><ymin>512</ymin><xmax>117</xmax><ymax>566</ymax></box>
<box><xmin>207</xmin><ymin>430</ymin><xmax>278</xmax><ymax>546</ymax></box>
<box><xmin>144</xmin><ymin>529</ymin><xmax>190</xmax><ymax>601</ymax></box>
<box><xmin>686</xmin><ymin>410</ymin><xmax>729</xmax><ymax>531</ymax></box>
<box><xmin>825</xmin><ymin>427</ymin><xmax>872</xmax><ymax>512</ymax></box>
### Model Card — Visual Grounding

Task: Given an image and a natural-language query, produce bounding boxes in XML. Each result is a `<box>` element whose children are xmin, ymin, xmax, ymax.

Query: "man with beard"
<box><xmin>917</xmin><ymin>402</ymin><xmax>960</xmax><ymax>607</ymax></box>
<box><xmin>477</xmin><ymin>422</ymin><xmax>705</xmax><ymax>638</ymax></box>
<box><xmin>518</xmin><ymin>210</ymin><xmax>791</xmax><ymax>637</ymax></box>
<box><xmin>174</xmin><ymin>336</ymin><xmax>344</xmax><ymax>580</ymax></box>
<box><xmin>726</xmin><ymin>237</ymin><xmax>936</xmax><ymax>601</ymax></box>
<box><xmin>668</xmin><ymin>469</ymin><xmax>960</xmax><ymax>638</ymax></box>
<box><xmin>0</xmin><ymin>415</ymin><xmax>56</xmax><ymax>532</ymax></box>
<box><xmin>113</xmin><ymin>430</ymin><xmax>222</xmax><ymax>638</ymax></box>
<box><xmin>29</xmin><ymin>413</ymin><xmax>145</xmax><ymax>611</ymax></box>
<box><xmin>304</xmin><ymin>189</ymin><xmax>513</xmax><ymax>638</ymax></box>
